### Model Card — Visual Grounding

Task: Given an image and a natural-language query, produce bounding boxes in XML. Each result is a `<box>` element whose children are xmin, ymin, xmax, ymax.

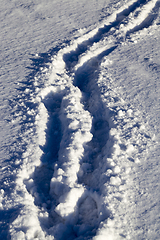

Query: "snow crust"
<box><xmin>0</xmin><ymin>0</ymin><xmax>160</xmax><ymax>239</ymax></box>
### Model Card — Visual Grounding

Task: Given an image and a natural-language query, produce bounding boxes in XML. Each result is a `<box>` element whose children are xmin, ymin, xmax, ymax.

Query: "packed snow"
<box><xmin>0</xmin><ymin>0</ymin><xmax>160</xmax><ymax>239</ymax></box>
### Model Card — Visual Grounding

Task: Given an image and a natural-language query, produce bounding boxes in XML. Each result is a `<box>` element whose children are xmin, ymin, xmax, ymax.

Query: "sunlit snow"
<box><xmin>0</xmin><ymin>0</ymin><xmax>160</xmax><ymax>239</ymax></box>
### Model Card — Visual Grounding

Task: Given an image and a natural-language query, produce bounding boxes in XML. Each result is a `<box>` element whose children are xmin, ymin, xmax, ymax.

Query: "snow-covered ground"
<box><xmin>0</xmin><ymin>0</ymin><xmax>160</xmax><ymax>239</ymax></box>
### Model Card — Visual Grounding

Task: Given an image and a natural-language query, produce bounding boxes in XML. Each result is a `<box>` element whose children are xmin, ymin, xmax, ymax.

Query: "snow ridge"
<box><xmin>9</xmin><ymin>0</ymin><xmax>158</xmax><ymax>239</ymax></box>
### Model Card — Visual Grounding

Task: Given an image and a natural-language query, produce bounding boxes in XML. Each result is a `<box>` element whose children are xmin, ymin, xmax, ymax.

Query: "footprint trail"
<box><xmin>9</xmin><ymin>0</ymin><xmax>158</xmax><ymax>239</ymax></box>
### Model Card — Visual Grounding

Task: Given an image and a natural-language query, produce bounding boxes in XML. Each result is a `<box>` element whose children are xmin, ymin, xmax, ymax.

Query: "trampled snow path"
<box><xmin>8</xmin><ymin>0</ymin><xmax>159</xmax><ymax>239</ymax></box>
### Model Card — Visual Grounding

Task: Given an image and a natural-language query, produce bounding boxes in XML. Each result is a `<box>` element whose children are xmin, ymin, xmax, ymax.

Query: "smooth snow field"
<box><xmin>0</xmin><ymin>0</ymin><xmax>160</xmax><ymax>239</ymax></box>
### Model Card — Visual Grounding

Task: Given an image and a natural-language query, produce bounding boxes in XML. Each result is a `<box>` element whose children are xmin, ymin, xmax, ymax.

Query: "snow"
<box><xmin>0</xmin><ymin>0</ymin><xmax>160</xmax><ymax>239</ymax></box>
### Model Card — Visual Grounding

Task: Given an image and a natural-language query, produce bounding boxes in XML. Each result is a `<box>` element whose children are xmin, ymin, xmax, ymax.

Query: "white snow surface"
<box><xmin>0</xmin><ymin>0</ymin><xmax>160</xmax><ymax>239</ymax></box>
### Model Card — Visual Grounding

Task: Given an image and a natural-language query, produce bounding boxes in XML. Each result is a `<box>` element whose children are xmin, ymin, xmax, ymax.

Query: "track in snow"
<box><xmin>63</xmin><ymin>0</ymin><xmax>160</xmax><ymax>71</ymax></box>
<box><xmin>28</xmin><ymin>92</ymin><xmax>63</xmax><ymax>210</ymax></box>
<box><xmin>9</xmin><ymin>0</ymin><xmax>158</xmax><ymax>239</ymax></box>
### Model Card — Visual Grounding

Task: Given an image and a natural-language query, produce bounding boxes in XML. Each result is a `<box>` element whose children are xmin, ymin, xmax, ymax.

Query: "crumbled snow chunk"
<box><xmin>118</xmin><ymin>110</ymin><xmax>125</xmax><ymax>117</ymax></box>
<box><xmin>127</xmin><ymin>109</ymin><xmax>133</xmax><ymax>117</ymax></box>
<box><xmin>113</xmin><ymin>166</ymin><xmax>121</xmax><ymax>174</ymax></box>
<box><xmin>25</xmin><ymin>88</ymin><xmax>30</xmax><ymax>93</ymax></box>
<box><xmin>110</xmin><ymin>176</ymin><xmax>121</xmax><ymax>186</ymax></box>
<box><xmin>55</xmin><ymin>187</ymin><xmax>84</xmax><ymax>218</ymax></box>
<box><xmin>126</xmin><ymin>144</ymin><xmax>134</xmax><ymax>154</ymax></box>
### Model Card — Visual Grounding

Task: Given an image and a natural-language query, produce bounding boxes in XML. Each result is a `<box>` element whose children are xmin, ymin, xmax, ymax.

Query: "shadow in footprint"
<box><xmin>72</xmin><ymin>47</ymin><xmax>116</xmax><ymax>189</ymax></box>
<box><xmin>31</xmin><ymin>92</ymin><xmax>63</xmax><ymax>210</ymax></box>
<box><xmin>0</xmin><ymin>207</ymin><xmax>23</xmax><ymax>240</ymax></box>
<box><xmin>74</xmin><ymin>195</ymin><xmax>99</xmax><ymax>239</ymax></box>
<box><xmin>56</xmin><ymin>195</ymin><xmax>100</xmax><ymax>240</ymax></box>
<box><xmin>57</xmin><ymin>192</ymin><xmax>110</xmax><ymax>240</ymax></box>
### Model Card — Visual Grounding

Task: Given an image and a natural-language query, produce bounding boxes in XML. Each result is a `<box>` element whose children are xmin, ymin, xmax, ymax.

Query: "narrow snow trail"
<box><xmin>8</xmin><ymin>0</ymin><xmax>159</xmax><ymax>239</ymax></box>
